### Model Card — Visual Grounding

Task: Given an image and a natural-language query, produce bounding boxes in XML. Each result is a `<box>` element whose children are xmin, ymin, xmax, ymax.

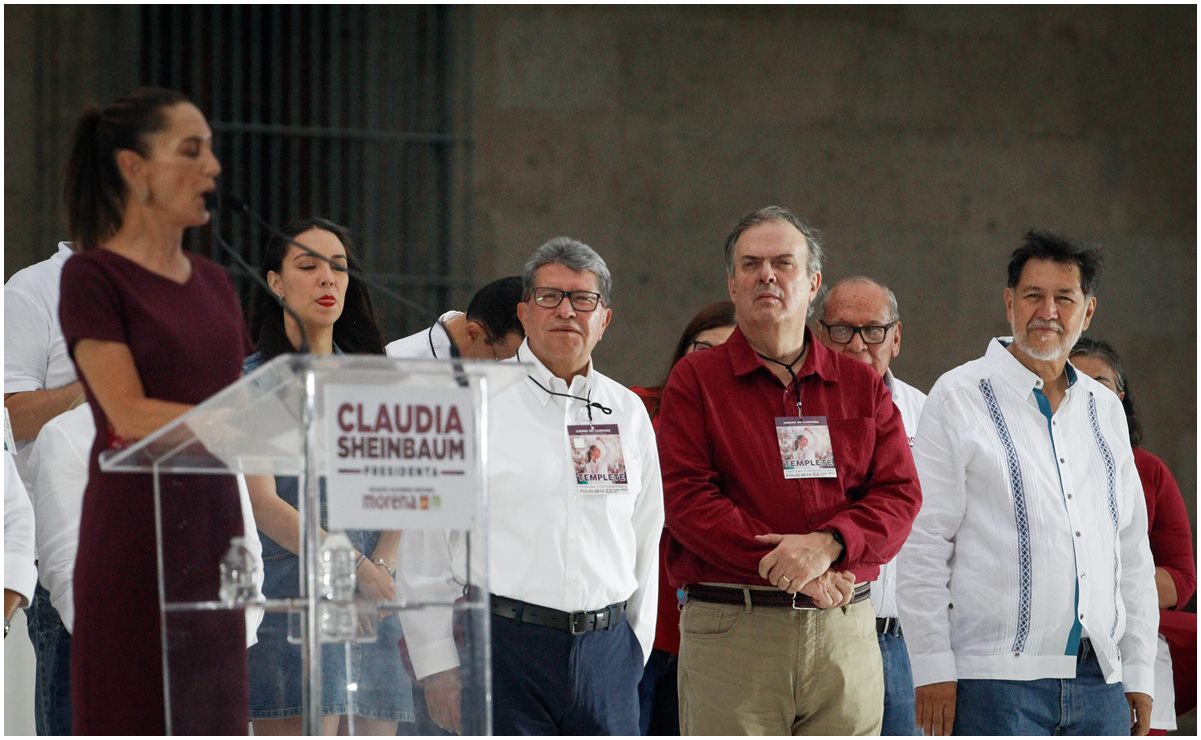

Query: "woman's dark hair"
<box><xmin>1070</xmin><ymin>335</ymin><xmax>1142</xmax><ymax>447</ymax></box>
<box><xmin>645</xmin><ymin>300</ymin><xmax>737</xmax><ymax>416</ymax></box>
<box><xmin>63</xmin><ymin>87</ymin><xmax>189</xmax><ymax>251</ymax></box>
<box><xmin>248</xmin><ymin>217</ymin><xmax>386</xmax><ymax>361</ymax></box>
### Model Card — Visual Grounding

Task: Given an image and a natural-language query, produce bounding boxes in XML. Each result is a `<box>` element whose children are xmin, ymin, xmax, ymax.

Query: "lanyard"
<box><xmin>757</xmin><ymin>347</ymin><xmax>806</xmax><ymax>414</ymax></box>
<box><xmin>517</xmin><ymin>347</ymin><xmax>612</xmax><ymax>422</ymax></box>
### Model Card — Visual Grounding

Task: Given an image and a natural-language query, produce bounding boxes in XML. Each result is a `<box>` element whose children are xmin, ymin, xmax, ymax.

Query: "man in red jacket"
<box><xmin>658</xmin><ymin>206</ymin><xmax>922</xmax><ymax>735</ymax></box>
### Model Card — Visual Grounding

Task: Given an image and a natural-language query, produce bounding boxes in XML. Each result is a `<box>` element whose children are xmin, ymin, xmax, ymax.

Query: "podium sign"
<box><xmin>325</xmin><ymin>384</ymin><xmax>476</xmax><ymax>530</ymax></box>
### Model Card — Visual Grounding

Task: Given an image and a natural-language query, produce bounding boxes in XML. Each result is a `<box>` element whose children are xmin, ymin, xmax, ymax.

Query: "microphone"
<box><xmin>206</xmin><ymin>191</ymin><xmax>310</xmax><ymax>354</ymax></box>
<box><xmin>207</xmin><ymin>193</ymin><xmax>463</xmax><ymax>361</ymax></box>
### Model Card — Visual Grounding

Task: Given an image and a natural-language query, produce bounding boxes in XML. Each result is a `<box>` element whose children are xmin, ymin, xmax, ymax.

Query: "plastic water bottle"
<box><xmin>319</xmin><ymin>531</ymin><xmax>357</xmax><ymax>642</ymax></box>
<box><xmin>218</xmin><ymin>536</ymin><xmax>258</xmax><ymax>605</ymax></box>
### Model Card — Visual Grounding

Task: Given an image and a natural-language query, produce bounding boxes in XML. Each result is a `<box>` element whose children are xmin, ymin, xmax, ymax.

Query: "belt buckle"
<box><xmin>569</xmin><ymin>611</ymin><xmax>589</xmax><ymax>635</ymax></box>
<box><xmin>790</xmin><ymin>593</ymin><xmax>816</xmax><ymax>611</ymax></box>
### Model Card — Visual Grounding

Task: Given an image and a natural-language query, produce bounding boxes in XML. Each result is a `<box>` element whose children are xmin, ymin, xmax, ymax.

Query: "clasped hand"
<box><xmin>755</xmin><ymin>532</ymin><xmax>853</xmax><ymax>608</ymax></box>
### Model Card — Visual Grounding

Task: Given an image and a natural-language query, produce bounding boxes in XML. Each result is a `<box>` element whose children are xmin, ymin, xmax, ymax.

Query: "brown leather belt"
<box><xmin>685</xmin><ymin>582</ymin><xmax>871</xmax><ymax>610</ymax></box>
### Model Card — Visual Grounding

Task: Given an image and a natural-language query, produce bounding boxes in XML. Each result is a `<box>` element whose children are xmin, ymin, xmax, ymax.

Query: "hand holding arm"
<box><xmin>754</xmin><ymin>531</ymin><xmax>842</xmax><ymax>594</ymax></box>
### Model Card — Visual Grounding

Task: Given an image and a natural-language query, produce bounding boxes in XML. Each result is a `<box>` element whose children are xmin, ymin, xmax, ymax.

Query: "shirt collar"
<box><xmin>513</xmin><ymin>338</ymin><xmax>596</xmax><ymax>406</ymax></box>
<box><xmin>53</xmin><ymin>242</ymin><xmax>75</xmax><ymax>268</ymax></box>
<box><xmin>727</xmin><ymin>325</ymin><xmax>838</xmax><ymax>383</ymax></box>
<box><xmin>883</xmin><ymin>368</ymin><xmax>896</xmax><ymax>392</ymax></box>
<box><xmin>985</xmin><ymin>337</ymin><xmax>1078</xmax><ymax>398</ymax></box>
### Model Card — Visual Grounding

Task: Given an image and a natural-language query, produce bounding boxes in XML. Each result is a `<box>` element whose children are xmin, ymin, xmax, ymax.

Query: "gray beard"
<box><xmin>1011</xmin><ymin>323</ymin><xmax>1082</xmax><ymax>363</ymax></box>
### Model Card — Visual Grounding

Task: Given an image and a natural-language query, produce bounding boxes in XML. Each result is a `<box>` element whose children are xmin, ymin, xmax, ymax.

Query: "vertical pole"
<box><xmin>300</xmin><ymin>362</ymin><xmax>322</xmax><ymax>734</ymax></box>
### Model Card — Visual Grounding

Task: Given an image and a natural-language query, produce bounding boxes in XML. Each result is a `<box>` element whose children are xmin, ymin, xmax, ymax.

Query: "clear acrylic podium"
<box><xmin>101</xmin><ymin>353</ymin><xmax>526</xmax><ymax>735</ymax></box>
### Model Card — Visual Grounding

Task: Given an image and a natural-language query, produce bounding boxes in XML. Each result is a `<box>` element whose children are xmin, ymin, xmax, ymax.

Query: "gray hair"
<box><xmin>522</xmin><ymin>236</ymin><xmax>613</xmax><ymax>305</ymax></box>
<box><xmin>815</xmin><ymin>275</ymin><xmax>901</xmax><ymax>323</ymax></box>
<box><xmin>723</xmin><ymin>205</ymin><xmax>824</xmax><ymax>278</ymax></box>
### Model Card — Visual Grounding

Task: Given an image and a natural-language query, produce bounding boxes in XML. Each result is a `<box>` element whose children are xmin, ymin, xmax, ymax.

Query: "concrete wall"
<box><xmin>469</xmin><ymin>6</ymin><xmax>1197</xmax><ymax>520</ymax></box>
<box><xmin>4</xmin><ymin>5</ymin><xmax>140</xmax><ymax>278</ymax></box>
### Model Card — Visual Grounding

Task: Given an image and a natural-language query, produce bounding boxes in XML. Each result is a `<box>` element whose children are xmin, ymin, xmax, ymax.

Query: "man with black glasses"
<box><xmin>816</xmin><ymin>276</ymin><xmax>927</xmax><ymax>736</ymax></box>
<box><xmin>658</xmin><ymin>206</ymin><xmax>921</xmax><ymax>735</ymax></box>
<box><xmin>401</xmin><ymin>236</ymin><xmax>662</xmax><ymax>735</ymax></box>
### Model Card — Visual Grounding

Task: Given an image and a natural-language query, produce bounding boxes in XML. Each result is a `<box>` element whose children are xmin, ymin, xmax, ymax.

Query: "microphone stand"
<box><xmin>207</xmin><ymin>193</ymin><xmax>310</xmax><ymax>354</ymax></box>
<box><xmin>216</xmin><ymin>195</ymin><xmax>454</xmax><ymax>356</ymax></box>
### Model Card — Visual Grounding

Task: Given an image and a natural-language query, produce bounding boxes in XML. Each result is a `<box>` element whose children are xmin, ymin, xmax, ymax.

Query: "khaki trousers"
<box><xmin>677</xmin><ymin>594</ymin><xmax>883</xmax><ymax>736</ymax></box>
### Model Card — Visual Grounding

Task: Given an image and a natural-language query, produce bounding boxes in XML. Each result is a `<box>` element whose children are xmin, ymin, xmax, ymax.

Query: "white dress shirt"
<box><xmin>4</xmin><ymin>242</ymin><xmax>77</xmax><ymax>488</ymax></box>
<box><xmin>384</xmin><ymin>310</ymin><xmax>462</xmax><ymax>359</ymax></box>
<box><xmin>4</xmin><ymin>449</ymin><xmax>37</xmax><ymax>606</ymax></box>
<box><xmin>398</xmin><ymin>339</ymin><xmax>664</xmax><ymax>679</ymax></box>
<box><xmin>898</xmin><ymin>338</ymin><xmax>1157</xmax><ymax>694</ymax></box>
<box><xmin>26</xmin><ymin>405</ymin><xmax>264</xmax><ymax>643</ymax></box>
<box><xmin>869</xmin><ymin>370</ymin><xmax>926</xmax><ymax>619</ymax></box>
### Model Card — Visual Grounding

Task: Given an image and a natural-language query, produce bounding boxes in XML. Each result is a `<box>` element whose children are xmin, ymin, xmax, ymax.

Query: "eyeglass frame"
<box><xmin>527</xmin><ymin>286</ymin><xmax>604</xmax><ymax>312</ymax></box>
<box><xmin>818</xmin><ymin>320</ymin><xmax>898</xmax><ymax>345</ymax></box>
<box><xmin>688</xmin><ymin>339</ymin><xmax>717</xmax><ymax>353</ymax></box>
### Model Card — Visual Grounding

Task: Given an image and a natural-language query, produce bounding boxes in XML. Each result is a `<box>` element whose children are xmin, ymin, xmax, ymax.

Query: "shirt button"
<box><xmin>1067</xmin><ymin>494</ymin><xmax>1073</xmax><ymax>499</ymax></box>
<box><xmin>1059</xmin><ymin>457</ymin><xmax>1066</xmax><ymax>464</ymax></box>
<box><xmin>1075</xmin><ymin>531</ymin><xmax>1082</xmax><ymax>537</ymax></box>
<box><xmin>1080</xmin><ymin>613</ymin><xmax>1085</xmax><ymax>620</ymax></box>
<box><xmin>1080</xmin><ymin>573</ymin><xmax>1086</xmax><ymax>579</ymax></box>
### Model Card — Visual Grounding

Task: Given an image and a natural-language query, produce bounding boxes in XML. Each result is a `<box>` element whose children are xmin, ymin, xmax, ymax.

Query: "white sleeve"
<box><xmin>397</xmin><ymin>530</ymin><xmax>465</xmax><ymax>680</ymax></box>
<box><xmin>27</xmin><ymin>409</ymin><xmax>91</xmax><ymax>632</ymax></box>
<box><xmin>897</xmin><ymin>387</ymin><xmax>966</xmax><ymax>687</ymax></box>
<box><xmin>625</xmin><ymin>415</ymin><xmax>663</xmax><ymax>665</ymax></box>
<box><xmin>4</xmin><ymin>288</ymin><xmax>52</xmax><ymax>393</ymax></box>
<box><xmin>4</xmin><ymin>451</ymin><xmax>37</xmax><ymax>606</ymax></box>
<box><xmin>235</xmin><ymin>474</ymin><xmax>266</xmax><ymax>648</ymax></box>
<box><xmin>1111</xmin><ymin>409</ymin><xmax>1158</xmax><ymax>695</ymax></box>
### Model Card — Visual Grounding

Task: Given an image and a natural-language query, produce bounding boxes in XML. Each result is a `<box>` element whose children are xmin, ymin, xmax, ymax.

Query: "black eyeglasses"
<box><xmin>819</xmin><ymin>321</ymin><xmax>897</xmax><ymax>345</ymax></box>
<box><xmin>688</xmin><ymin>339</ymin><xmax>716</xmax><ymax>353</ymax></box>
<box><xmin>529</xmin><ymin>287</ymin><xmax>603</xmax><ymax>312</ymax></box>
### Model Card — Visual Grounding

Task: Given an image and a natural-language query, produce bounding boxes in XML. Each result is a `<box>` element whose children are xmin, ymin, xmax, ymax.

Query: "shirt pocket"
<box><xmin>826</xmin><ymin>417</ymin><xmax>875</xmax><ymax>493</ymax></box>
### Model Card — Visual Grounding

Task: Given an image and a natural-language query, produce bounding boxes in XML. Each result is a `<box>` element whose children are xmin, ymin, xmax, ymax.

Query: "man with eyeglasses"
<box><xmin>386</xmin><ymin>275</ymin><xmax>525</xmax><ymax>361</ymax></box>
<box><xmin>657</xmin><ymin>206</ymin><xmax>921</xmax><ymax>735</ymax></box>
<box><xmin>815</xmin><ymin>276</ymin><xmax>927</xmax><ymax>736</ymax></box>
<box><xmin>400</xmin><ymin>236</ymin><xmax>663</xmax><ymax>735</ymax></box>
<box><xmin>898</xmin><ymin>230</ymin><xmax>1157</xmax><ymax>735</ymax></box>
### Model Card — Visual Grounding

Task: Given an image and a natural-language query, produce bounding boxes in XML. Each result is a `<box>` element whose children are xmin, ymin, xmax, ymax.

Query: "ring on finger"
<box><xmin>780</xmin><ymin>575</ymin><xmax>791</xmax><ymax>584</ymax></box>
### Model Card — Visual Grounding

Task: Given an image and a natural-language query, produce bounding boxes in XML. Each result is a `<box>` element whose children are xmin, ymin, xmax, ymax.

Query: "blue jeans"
<box><xmin>953</xmin><ymin>643</ymin><xmax>1128</xmax><ymax>735</ymax></box>
<box><xmin>491</xmin><ymin>609</ymin><xmax>643</xmax><ymax>734</ymax></box>
<box><xmin>637</xmin><ymin>648</ymin><xmax>680</xmax><ymax>735</ymax></box>
<box><xmin>25</xmin><ymin>583</ymin><xmax>73</xmax><ymax>736</ymax></box>
<box><xmin>879</xmin><ymin>630</ymin><xmax>919</xmax><ymax>736</ymax></box>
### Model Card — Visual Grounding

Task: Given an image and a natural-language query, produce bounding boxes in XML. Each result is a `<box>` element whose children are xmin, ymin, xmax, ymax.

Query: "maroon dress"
<box><xmin>60</xmin><ymin>248</ymin><xmax>253</xmax><ymax>734</ymax></box>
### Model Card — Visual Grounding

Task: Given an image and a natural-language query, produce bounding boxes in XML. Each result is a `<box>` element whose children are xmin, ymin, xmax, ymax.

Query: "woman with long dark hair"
<box><xmin>630</xmin><ymin>300</ymin><xmax>736</xmax><ymax>736</ymax></box>
<box><xmin>58</xmin><ymin>87</ymin><xmax>250</xmax><ymax>734</ymax></box>
<box><xmin>1070</xmin><ymin>337</ymin><xmax>1195</xmax><ymax>734</ymax></box>
<box><xmin>243</xmin><ymin>218</ymin><xmax>414</xmax><ymax>735</ymax></box>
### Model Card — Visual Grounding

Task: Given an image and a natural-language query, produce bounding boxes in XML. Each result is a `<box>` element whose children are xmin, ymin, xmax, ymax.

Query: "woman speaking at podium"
<box><xmin>58</xmin><ymin>87</ymin><xmax>251</xmax><ymax>734</ymax></box>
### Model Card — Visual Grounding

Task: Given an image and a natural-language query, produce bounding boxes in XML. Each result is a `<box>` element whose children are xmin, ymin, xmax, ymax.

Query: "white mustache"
<box><xmin>1027</xmin><ymin>319</ymin><xmax>1063</xmax><ymax>333</ymax></box>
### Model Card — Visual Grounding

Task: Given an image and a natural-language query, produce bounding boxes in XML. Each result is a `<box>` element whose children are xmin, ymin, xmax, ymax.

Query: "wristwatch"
<box><xmin>821</xmin><ymin>529</ymin><xmax>845</xmax><ymax>562</ymax></box>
